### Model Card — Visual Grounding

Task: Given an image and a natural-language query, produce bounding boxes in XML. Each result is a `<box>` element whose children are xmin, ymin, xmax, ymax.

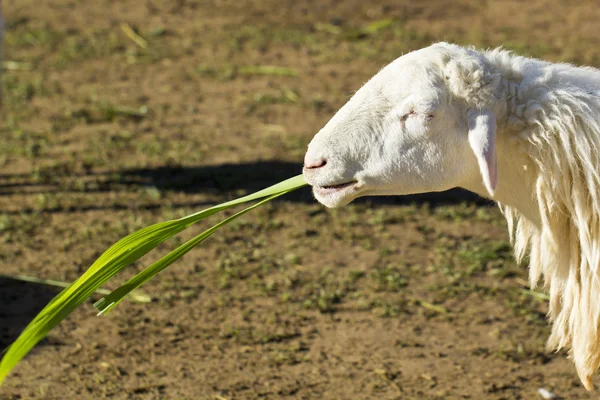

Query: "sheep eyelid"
<box><xmin>400</xmin><ymin>110</ymin><xmax>434</xmax><ymax>121</ymax></box>
<box><xmin>400</xmin><ymin>109</ymin><xmax>417</xmax><ymax>122</ymax></box>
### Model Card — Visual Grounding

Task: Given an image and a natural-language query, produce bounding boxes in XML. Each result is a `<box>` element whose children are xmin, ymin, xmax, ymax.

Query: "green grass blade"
<box><xmin>179</xmin><ymin>175</ymin><xmax>306</xmax><ymax>222</ymax></box>
<box><xmin>94</xmin><ymin>191</ymin><xmax>290</xmax><ymax>314</ymax></box>
<box><xmin>0</xmin><ymin>174</ymin><xmax>306</xmax><ymax>385</ymax></box>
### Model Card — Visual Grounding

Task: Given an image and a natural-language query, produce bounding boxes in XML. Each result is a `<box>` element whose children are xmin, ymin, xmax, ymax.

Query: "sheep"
<box><xmin>302</xmin><ymin>42</ymin><xmax>600</xmax><ymax>390</ymax></box>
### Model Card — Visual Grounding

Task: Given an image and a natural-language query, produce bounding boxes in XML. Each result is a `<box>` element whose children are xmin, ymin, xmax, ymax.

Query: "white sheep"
<box><xmin>303</xmin><ymin>42</ymin><xmax>600</xmax><ymax>390</ymax></box>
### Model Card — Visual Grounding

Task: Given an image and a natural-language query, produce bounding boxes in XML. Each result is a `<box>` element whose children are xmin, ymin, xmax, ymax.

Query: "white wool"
<box><xmin>481</xmin><ymin>47</ymin><xmax>600</xmax><ymax>389</ymax></box>
<box><xmin>410</xmin><ymin>43</ymin><xmax>600</xmax><ymax>388</ymax></box>
<box><xmin>304</xmin><ymin>42</ymin><xmax>600</xmax><ymax>389</ymax></box>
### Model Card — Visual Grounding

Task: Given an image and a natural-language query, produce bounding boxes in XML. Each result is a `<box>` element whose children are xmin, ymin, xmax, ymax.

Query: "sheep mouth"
<box><xmin>314</xmin><ymin>180</ymin><xmax>358</xmax><ymax>194</ymax></box>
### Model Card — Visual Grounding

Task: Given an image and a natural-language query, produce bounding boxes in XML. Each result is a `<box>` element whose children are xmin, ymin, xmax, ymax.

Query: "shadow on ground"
<box><xmin>0</xmin><ymin>277</ymin><xmax>62</xmax><ymax>350</ymax></box>
<box><xmin>112</xmin><ymin>161</ymin><xmax>491</xmax><ymax>206</ymax></box>
<box><xmin>0</xmin><ymin>161</ymin><xmax>493</xmax><ymax>213</ymax></box>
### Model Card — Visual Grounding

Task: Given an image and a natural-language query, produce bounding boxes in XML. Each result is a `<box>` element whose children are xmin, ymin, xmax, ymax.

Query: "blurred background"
<box><xmin>2</xmin><ymin>1</ymin><xmax>600</xmax><ymax>398</ymax></box>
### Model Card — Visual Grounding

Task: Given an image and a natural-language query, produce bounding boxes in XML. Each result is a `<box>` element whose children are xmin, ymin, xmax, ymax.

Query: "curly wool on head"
<box><xmin>443</xmin><ymin>42</ymin><xmax>600</xmax><ymax>389</ymax></box>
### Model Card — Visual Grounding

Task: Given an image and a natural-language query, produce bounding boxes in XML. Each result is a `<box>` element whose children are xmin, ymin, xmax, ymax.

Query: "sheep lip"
<box><xmin>314</xmin><ymin>180</ymin><xmax>358</xmax><ymax>194</ymax></box>
<box><xmin>321</xmin><ymin>180</ymin><xmax>356</xmax><ymax>189</ymax></box>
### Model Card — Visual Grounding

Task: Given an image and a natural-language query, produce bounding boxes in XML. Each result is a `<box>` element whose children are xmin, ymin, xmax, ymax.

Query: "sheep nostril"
<box><xmin>304</xmin><ymin>157</ymin><xmax>327</xmax><ymax>169</ymax></box>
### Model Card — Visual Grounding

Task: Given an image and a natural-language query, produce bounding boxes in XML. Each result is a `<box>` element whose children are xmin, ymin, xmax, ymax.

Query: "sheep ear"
<box><xmin>467</xmin><ymin>108</ymin><xmax>497</xmax><ymax>196</ymax></box>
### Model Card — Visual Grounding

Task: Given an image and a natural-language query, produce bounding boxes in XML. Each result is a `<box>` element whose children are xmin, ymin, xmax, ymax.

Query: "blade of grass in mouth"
<box><xmin>94</xmin><ymin>191</ymin><xmax>290</xmax><ymax>315</ymax></box>
<box><xmin>0</xmin><ymin>174</ymin><xmax>307</xmax><ymax>384</ymax></box>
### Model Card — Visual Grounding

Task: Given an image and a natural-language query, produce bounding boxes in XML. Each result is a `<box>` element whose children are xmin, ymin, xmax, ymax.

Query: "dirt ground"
<box><xmin>2</xmin><ymin>0</ymin><xmax>600</xmax><ymax>399</ymax></box>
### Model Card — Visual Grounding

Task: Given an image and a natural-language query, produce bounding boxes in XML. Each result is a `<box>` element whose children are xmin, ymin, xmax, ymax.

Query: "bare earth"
<box><xmin>2</xmin><ymin>0</ymin><xmax>600</xmax><ymax>399</ymax></box>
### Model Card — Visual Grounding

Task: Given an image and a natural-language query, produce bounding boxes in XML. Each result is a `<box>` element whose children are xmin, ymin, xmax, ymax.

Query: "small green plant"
<box><xmin>0</xmin><ymin>175</ymin><xmax>307</xmax><ymax>384</ymax></box>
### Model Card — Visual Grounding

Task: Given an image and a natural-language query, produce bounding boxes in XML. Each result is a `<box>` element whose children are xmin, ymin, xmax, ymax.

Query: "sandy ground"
<box><xmin>2</xmin><ymin>0</ymin><xmax>600</xmax><ymax>398</ymax></box>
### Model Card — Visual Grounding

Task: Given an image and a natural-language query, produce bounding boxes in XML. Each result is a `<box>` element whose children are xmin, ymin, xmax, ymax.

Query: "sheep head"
<box><xmin>305</xmin><ymin>42</ymin><xmax>600</xmax><ymax>390</ymax></box>
<box><xmin>303</xmin><ymin>42</ymin><xmax>502</xmax><ymax>207</ymax></box>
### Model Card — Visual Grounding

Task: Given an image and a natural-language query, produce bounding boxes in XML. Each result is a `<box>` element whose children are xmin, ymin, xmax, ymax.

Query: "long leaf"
<box><xmin>95</xmin><ymin>191</ymin><xmax>289</xmax><ymax>314</ymax></box>
<box><xmin>0</xmin><ymin>175</ymin><xmax>307</xmax><ymax>384</ymax></box>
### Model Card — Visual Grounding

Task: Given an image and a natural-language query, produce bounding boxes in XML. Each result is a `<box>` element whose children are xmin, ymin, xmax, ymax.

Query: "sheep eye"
<box><xmin>400</xmin><ymin>109</ymin><xmax>417</xmax><ymax>122</ymax></box>
<box><xmin>426</xmin><ymin>114</ymin><xmax>434</xmax><ymax>120</ymax></box>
